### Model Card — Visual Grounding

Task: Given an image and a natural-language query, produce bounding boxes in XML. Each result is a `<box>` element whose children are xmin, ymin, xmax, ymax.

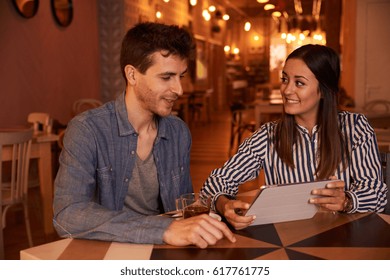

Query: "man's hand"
<box><xmin>163</xmin><ymin>214</ymin><xmax>236</xmax><ymax>249</ymax></box>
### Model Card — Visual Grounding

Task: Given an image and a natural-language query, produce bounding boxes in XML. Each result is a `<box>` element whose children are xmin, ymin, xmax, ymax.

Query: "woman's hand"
<box><xmin>216</xmin><ymin>195</ymin><xmax>256</xmax><ymax>230</ymax></box>
<box><xmin>309</xmin><ymin>178</ymin><xmax>347</xmax><ymax>212</ymax></box>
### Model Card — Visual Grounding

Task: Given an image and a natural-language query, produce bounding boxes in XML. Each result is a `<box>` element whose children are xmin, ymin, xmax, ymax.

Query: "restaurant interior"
<box><xmin>0</xmin><ymin>0</ymin><xmax>389</xmax><ymax>260</ymax></box>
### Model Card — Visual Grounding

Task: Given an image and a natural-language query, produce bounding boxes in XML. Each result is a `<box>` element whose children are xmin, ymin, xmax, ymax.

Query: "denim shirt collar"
<box><xmin>114</xmin><ymin>91</ymin><xmax>169</xmax><ymax>140</ymax></box>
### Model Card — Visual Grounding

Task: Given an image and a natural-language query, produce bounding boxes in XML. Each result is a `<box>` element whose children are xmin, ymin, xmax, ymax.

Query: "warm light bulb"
<box><xmin>202</xmin><ymin>9</ymin><xmax>211</xmax><ymax>21</ymax></box>
<box><xmin>163</xmin><ymin>0</ymin><xmax>169</xmax><ymax>2</ymax></box>
<box><xmin>233</xmin><ymin>48</ymin><xmax>240</xmax><ymax>54</ymax></box>
<box><xmin>222</xmin><ymin>14</ymin><xmax>230</xmax><ymax>20</ymax></box>
<box><xmin>244</xmin><ymin>21</ymin><xmax>251</xmax><ymax>31</ymax></box>
<box><xmin>264</xmin><ymin>4</ymin><xmax>275</xmax><ymax>10</ymax></box>
<box><xmin>224</xmin><ymin>45</ymin><xmax>231</xmax><ymax>53</ymax></box>
<box><xmin>257</xmin><ymin>0</ymin><xmax>269</xmax><ymax>3</ymax></box>
<box><xmin>189</xmin><ymin>0</ymin><xmax>197</xmax><ymax>6</ymax></box>
<box><xmin>208</xmin><ymin>5</ymin><xmax>216</xmax><ymax>12</ymax></box>
<box><xmin>272</xmin><ymin>11</ymin><xmax>281</xmax><ymax>17</ymax></box>
<box><xmin>254</xmin><ymin>35</ymin><xmax>259</xmax><ymax>41</ymax></box>
<box><xmin>156</xmin><ymin>11</ymin><xmax>162</xmax><ymax>19</ymax></box>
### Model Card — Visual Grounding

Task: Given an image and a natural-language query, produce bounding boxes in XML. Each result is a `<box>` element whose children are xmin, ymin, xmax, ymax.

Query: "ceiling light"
<box><xmin>272</xmin><ymin>11</ymin><xmax>282</xmax><ymax>17</ymax></box>
<box><xmin>202</xmin><ymin>9</ymin><xmax>211</xmax><ymax>21</ymax></box>
<box><xmin>244</xmin><ymin>21</ymin><xmax>251</xmax><ymax>31</ymax></box>
<box><xmin>257</xmin><ymin>0</ymin><xmax>269</xmax><ymax>3</ymax></box>
<box><xmin>264</xmin><ymin>4</ymin><xmax>275</xmax><ymax>10</ymax></box>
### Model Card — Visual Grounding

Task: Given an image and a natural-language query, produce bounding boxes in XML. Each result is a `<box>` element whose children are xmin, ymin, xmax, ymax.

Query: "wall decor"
<box><xmin>12</xmin><ymin>0</ymin><xmax>39</xmax><ymax>18</ymax></box>
<box><xmin>51</xmin><ymin>0</ymin><xmax>73</xmax><ymax>27</ymax></box>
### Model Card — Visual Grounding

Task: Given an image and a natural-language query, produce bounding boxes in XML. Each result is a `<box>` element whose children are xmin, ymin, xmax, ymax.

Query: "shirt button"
<box><xmin>133</xmin><ymin>133</ymin><xmax>137</xmax><ymax>136</ymax></box>
<box><xmin>131</xmin><ymin>151</ymin><xmax>135</xmax><ymax>155</ymax></box>
<box><xmin>124</xmin><ymin>178</ymin><xmax>129</xmax><ymax>182</ymax></box>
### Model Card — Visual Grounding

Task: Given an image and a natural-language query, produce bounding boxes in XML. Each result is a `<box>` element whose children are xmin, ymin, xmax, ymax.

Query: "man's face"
<box><xmin>133</xmin><ymin>52</ymin><xmax>188</xmax><ymax>117</ymax></box>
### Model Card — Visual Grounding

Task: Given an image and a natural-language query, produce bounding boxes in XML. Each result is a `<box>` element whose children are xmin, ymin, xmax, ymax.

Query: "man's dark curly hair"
<box><xmin>120</xmin><ymin>22</ymin><xmax>195</xmax><ymax>81</ymax></box>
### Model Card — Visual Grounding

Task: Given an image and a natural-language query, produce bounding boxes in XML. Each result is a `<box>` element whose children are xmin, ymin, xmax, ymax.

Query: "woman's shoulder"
<box><xmin>337</xmin><ymin>110</ymin><xmax>374</xmax><ymax>134</ymax></box>
<box><xmin>338</xmin><ymin>110</ymin><xmax>369</xmax><ymax>123</ymax></box>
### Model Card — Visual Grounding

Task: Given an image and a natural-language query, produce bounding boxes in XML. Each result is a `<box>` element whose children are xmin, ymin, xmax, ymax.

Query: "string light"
<box><xmin>189</xmin><ymin>0</ymin><xmax>197</xmax><ymax>6</ymax></box>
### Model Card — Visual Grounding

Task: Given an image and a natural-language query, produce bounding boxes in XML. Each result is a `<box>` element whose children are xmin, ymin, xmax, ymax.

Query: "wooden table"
<box><xmin>254</xmin><ymin>100</ymin><xmax>283</xmax><ymax>129</ymax></box>
<box><xmin>30</xmin><ymin>132</ymin><xmax>59</xmax><ymax>238</ymax></box>
<box><xmin>20</xmin><ymin>211</ymin><xmax>390</xmax><ymax>260</ymax></box>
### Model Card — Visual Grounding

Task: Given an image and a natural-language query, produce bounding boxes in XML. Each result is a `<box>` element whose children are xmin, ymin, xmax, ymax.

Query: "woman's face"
<box><xmin>280</xmin><ymin>58</ymin><xmax>322</xmax><ymax>127</ymax></box>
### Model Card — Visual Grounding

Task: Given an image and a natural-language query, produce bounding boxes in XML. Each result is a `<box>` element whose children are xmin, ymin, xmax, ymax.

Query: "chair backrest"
<box><xmin>72</xmin><ymin>98</ymin><xmax>103</xmax><ymax>116</ymax></box>
<box><xmin>0</xmin><ymin>129</ymin><xmax>33</xmax><ymax>205</ymax></box>
<box><xmin>364</xmin><ymin>100</ymin><xmax>390</xmax><ymax>113</ymax></box>
<box><xmin>27</xmin><ymin>112</ymin><xmax>50</xmax><ymax>133</ymax></box>
<box><xmin>380</xmin><ymin>151</ymin><xmax>390</xmax><ymax>214</ymax></box>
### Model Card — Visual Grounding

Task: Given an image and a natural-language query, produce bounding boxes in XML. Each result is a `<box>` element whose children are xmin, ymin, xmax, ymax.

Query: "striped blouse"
<box><xmin>201</xmin><ymin>111</ymin><xmax>387</xmax><ymax>213</ymax></box>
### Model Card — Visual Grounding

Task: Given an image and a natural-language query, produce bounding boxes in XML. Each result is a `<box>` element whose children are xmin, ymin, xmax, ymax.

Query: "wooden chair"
<box><xmin>380</xmin><ymin>151</ymin><xmax>390</xmax><ymax>214</ymax></box>
<box><xmin>27</xmin><ymin>112</ymin><xmax>50</xmax><ymax>133</ymax></box>
<box><xmin>229</xmin><ymin>103</ymin><xmax>256</xmax><ymax>156</ymax></box>
<box><xmin>27</xmin><ymin>112</ymin><xmax>52</xmax><ymax>189</ymax></box>
<box><xmin>0</xmin><ymin>129</ymin><xmax>34</xmax><ymax>259</ymax></box>
<box><xmin>72</xmin><ymin>98</ymin><xmax>103</xmax><ymax>116</ymax></box>
<box><xmin>363</xmin><ymin>100</ymin><xmax>390</xmax><ymax>113</ymax></box>
<box><xmin>189</xmin><ymin>89</ymin><xmax>212</xmax><ymax>124</ymax></box>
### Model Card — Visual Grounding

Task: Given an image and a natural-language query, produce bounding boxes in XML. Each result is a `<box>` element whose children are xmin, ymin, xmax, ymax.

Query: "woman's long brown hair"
<box><xmin>274</xmin><ymin>44</ymin><xmax>348</xmax><ymax>179</ymax></box>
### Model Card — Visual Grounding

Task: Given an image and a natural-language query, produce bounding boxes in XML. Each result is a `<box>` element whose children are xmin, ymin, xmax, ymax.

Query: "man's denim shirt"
<box><xmin>53</xmin><ymin>93</ymin><xmax>193</xmax><ymax>244</ymax></box>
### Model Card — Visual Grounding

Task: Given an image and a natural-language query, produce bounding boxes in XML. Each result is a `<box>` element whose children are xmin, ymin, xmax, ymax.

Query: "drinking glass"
<box><xmin>180</xmin><ymin>193</ymin><xmax>211</xmax><ymax>219</ymax></box>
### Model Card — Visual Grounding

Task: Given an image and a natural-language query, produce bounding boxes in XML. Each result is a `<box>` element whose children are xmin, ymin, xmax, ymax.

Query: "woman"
<box><xmin>201</xmin><ymin>44</ymin><xmax>387</xmax><ymax>230</ymax></box>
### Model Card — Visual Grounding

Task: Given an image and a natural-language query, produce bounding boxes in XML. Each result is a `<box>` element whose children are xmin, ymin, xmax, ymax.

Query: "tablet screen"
<box><xmin>244</xmin><ymin>179</ymin><xmax>337</xmax><ymax>225</ymax></box>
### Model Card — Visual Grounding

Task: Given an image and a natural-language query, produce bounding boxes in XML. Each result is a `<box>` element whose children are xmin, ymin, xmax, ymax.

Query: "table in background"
<box><xmin>20</xmin><ymin>211</ymin><xmax>390</xmax><ymax>260</ymax></box>
<box><xmin>254</xmin><ymin>100</ymin><xmax>283</xmax><ymax>129</ymax></box>
<box><xmin>173</xmin><ymin>93</ymin><xmax>190</xmax><ymax>124</ymax></box>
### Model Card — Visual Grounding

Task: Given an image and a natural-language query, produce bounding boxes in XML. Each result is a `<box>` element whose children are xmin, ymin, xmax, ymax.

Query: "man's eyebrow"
<box><xmin>159</xmin><ymin>69</ymin><xmax>188</xmax><ymax>76</ymax></box>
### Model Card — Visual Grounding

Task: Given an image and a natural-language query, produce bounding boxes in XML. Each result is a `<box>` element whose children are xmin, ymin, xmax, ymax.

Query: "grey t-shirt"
<box><xmin>124</xmin><ymin>152</ymin><xmax>162</xmax><ymax>215</ymax></box>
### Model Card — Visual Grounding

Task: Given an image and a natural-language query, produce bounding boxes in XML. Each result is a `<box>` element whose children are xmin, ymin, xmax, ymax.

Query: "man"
<box><xmin>53</xmin><ymin>22</ymin><xmax>235</xmax><ymax>248</ymax></box>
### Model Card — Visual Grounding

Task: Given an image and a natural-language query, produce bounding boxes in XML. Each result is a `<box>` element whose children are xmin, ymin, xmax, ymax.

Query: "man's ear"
<box><xmin>124</xmin><ymin>65</ymin><xmax>136</xmax><ymax>85</ymax></box>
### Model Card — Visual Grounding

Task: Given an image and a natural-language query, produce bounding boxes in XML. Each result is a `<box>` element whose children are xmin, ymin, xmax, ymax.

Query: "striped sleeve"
<box><xmin>344</xmin><ymin>113</ymin><xmax>387</xmax><ymax>212</ymax></box>
<box><xmin>200</xmin><ymin>124</ymin><xmax>270</xmax><ymax>210</ymax></box>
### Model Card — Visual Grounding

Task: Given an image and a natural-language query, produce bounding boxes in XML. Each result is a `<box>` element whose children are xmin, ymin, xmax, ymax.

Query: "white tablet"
<box><xmin>243</xmin><ymin>179</ymin><xmax>338</xmax><ymax>225</ymax></box>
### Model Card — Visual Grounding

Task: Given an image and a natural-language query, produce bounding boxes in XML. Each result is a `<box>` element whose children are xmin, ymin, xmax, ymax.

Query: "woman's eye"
<box><xmin>281</xmin><ymin>77</ymin><xmax>288</xmax><ymax>83</ymax></box>
<box><xmin>161</xmin><ymin>76</ymin><xmax>170</xmax><ymax>81</ymax></box>
<box><xmin>296</xmin><ymin>80</ymin><xmax>304</xmax><ymax>86</ymax></box>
